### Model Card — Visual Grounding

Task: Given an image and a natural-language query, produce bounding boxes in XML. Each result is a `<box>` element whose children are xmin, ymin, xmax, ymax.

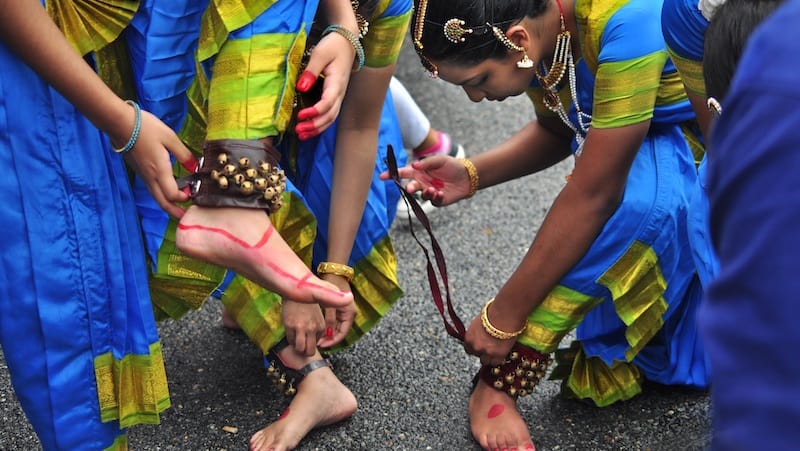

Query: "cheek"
<box><xmin>461</xmin><ymin>85</ymin><xmax>485</xmax><ymax>102</ymax></box>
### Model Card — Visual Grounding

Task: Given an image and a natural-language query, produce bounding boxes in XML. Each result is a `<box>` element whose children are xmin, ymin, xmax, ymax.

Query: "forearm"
<box><xmin>488</xmin><ymin>124</ymin><xmax>647</xmax><ymax>329</ymax></box>
<box><xmin>325</xmin><ymin>67</ymin><xmax>392</xmax><ymax>265</ymax></box>
<box><xmin>470</xmin><ymin>116</ymin><xmax>571</xmax><ymax>190</ymax></box>
<box><xmin>0</xmin><ymin>0</ymin><xmax>134</xmax><ymax>145</ymax></box>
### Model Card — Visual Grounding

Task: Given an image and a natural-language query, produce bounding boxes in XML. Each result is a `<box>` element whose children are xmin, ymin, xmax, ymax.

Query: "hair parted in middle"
<box><xmin>411</xmin><ymin>0</ymin><xmax>549</xmax><ymax>71</ymax></box>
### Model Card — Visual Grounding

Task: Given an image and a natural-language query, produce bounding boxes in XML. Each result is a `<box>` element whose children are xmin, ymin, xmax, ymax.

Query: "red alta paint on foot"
<box><xmin>177</xmin><ymin>223</ymin><xmax>275</xmax><ymax>249</ymax></box>
<box><xmin>177</xmin><ymin>223</ymin><xmax>346</xmax><ymax>295</ymax></box>
<box><xmin>487</xmin><ymin>404</ymin><xmax>504</xmax><ymax>419</ymax></box>
<box><xmin>278</xmin><ymin>408</ymin><xmax>290</xmax><ymax>420</ymax></box>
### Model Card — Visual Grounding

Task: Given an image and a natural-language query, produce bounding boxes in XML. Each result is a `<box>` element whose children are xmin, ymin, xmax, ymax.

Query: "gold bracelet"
<box><xmin>316</xmin><ymin>261</ymin><xmax>354</xmax><ymax>283</ymax></box>
<box><xmin>480</xmin><ymin>298</ymin><xmax>526</xmax><ymax>340</ymax></box>
<box><xmin>458</xmin><ymin>157</ymin><xmax>479</xmax><ymax>198</ymax></box>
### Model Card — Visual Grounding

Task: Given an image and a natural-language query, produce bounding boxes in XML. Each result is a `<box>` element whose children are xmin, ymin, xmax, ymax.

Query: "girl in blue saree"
<box><xmin>394</xmin><ymin>0</ymin><xmax>710</xmax><ymax>449</ymax></box>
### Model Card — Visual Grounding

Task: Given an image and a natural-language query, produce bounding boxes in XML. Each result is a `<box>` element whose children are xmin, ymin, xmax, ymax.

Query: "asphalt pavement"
<box><xmin>0</xmin><ymin>41</ymin><xmax>711</xmax><ymax>451</ymax></box>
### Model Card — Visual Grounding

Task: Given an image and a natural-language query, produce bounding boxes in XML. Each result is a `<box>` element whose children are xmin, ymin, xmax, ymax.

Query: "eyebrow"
<box><xmin>457</xmin><ymin>74</ymin><xmax>483</xmax><ymax>87</ymax></box>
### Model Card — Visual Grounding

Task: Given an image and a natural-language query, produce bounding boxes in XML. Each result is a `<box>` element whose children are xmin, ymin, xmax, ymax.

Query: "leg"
<box><xmin>176</xmin><ymin>139</ymin><xmax>353</xmax><ymax>308</ymax></box>
<box><xmin>469</xmin><ymin>345</ymin><xmax>550</xmax><ymax>451</ymax></box>
<box><xmin>250</xmin><ymin>341</ymin><xmax>357</xmax><ymax>451</ymax></box>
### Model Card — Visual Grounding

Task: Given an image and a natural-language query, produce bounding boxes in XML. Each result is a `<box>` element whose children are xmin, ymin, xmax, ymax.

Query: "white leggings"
<box><xmin>389</xmin><ymin>76</ymin><xmax>431</xmax><ymax>150</ymax></box>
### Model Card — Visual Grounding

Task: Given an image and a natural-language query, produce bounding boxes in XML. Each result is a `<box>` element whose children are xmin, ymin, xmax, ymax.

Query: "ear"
<box><xmin>505</xmin><ymin>24</ymin><xmax>531</xmax><ymax>53</ymax></box>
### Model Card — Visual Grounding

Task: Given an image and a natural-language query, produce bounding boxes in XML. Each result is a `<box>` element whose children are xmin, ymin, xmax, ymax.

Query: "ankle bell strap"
<box><xmin>189</xmin><ymin>139</ymin><xmax>287</xmax><ymax>212</ymax></box>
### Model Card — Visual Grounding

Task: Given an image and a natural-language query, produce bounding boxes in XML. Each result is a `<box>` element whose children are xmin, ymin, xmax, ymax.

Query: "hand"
<box><xmin>282</xmin><ymin>299</ymin><xmax>326</xmax><ymax>357</ymax></box>
<box><xmin>380</xmin><ymin>154</ymin><xmax>472</xmax><ymax>207</ymax></box>
<box><xmin>463</xmin><ymin>300</ymin><xmax>524</xmax><ymax>366</ymax></box>
<box><xmin>294</xmin><ymin>29</ymin><xmax>356</xmax><ymax>140</ymax></box>
<box><xmin>121</xmin><ymin>109</ymin><xmax>196</xmax><ymax>219</ymax></box>
<box><xmin>317</xmin><ymin>274</ymin><xmax>356</xmax><ymax>348</ymax></box>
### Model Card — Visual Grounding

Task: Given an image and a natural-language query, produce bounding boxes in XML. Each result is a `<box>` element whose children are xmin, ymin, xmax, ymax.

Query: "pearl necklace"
<box><xmin>540</xmin><ymin>53</ymin><xmax>592</xmax><ymax>156</ymax></box>
<box><xmin>536</xmin><ymin>10</ymin><xmax>592</xmax><ymax>156</ymax></box>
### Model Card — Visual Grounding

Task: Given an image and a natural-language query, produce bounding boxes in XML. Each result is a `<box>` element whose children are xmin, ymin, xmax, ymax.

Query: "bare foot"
<box><xmin>221</xmin><ymin>308</ymin><xmax>241</xmax><ymax>330</ymax></box>
<box><xmin>469</xmin><ymin>379</ymin><xmax>536</xmax><ymax>451</ymax></box>
<box><xmin>176</xmin><ymin>205</ymin><xmax>353</xmax><ymax>308</ymax></box>
<box><xmin>250</xmin><ymin>348</ymin><xmax>357</xmax><ymax>451</ymax></box>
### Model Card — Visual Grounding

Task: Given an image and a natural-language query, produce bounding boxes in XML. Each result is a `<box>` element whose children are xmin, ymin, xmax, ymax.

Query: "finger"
<box><xmin>296</xmin><ymin>70</ymin><xmax>318</xmax><ymax>93</ymax></box>
<box><xmin>163</xmin><ymin>128</ymin><xmax>195</xmax><ymax>169</ymax></box>
<box><xmin>146</xmin><ymin>182</ymin><xmax>185</xmax><ymax>219</ymax></box>
<box><xmin>292</xmin><ymin>331</ymin><xmax>306</xmax><ymax>355</ymax></box>
<box><xmin>334</xmin><ymin>313</ymin><xmax>354</xmax><ymax>341</ymax></box>
<box><xmin>285</xmin><ymin>328</ymin><xmax>297</xmax><ymax>350</ymax></box>
<box><xmin>302</xmin><ymin>330</ymin><xmax>316</xmax><ymax>357</ymax></box>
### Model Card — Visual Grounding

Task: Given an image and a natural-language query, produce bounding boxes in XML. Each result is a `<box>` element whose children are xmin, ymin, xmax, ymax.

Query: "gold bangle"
<box><xmin>458</xmin><ymin>157</ymin><xmax>479</xmax><ymax>198</ymax></box>
<box><xmin>480</xmin><ymin>298</ymin><xmax>526</xmax><ymax>340</ymax></box>
<box><xmin>316</xmin><ymin>261</ymin><xmax>354</xmax><ymax>283</ymax></box>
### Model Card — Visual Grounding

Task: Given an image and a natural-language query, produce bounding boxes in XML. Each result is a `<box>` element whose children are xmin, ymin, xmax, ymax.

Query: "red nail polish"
<box><xmin>325</xmin><ymin>327</ymin><xmax>333</xmax><ymax>338</ymax></box>
<box><xmin>297</xmin><ymin>106</ymin><xmax>319</xmax><ymax>121</ymax></box>
<box><xmin>296</xmin><ymin>71</ymin><xmax>317</xmax><ymax>92</ymax></box>
<box><xmin>181</xmin><ymin>157</ymin><xmax>199</xmax><ymax>173</ymax></box>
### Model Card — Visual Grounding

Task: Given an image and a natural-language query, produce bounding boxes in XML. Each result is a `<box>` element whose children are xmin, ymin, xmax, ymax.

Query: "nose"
<box><xmin>462</xmin><ymin>86</ymin><xmax>485</xmax><ymax>103</ymax></box>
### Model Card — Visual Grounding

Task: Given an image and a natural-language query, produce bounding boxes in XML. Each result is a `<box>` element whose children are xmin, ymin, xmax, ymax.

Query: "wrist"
<box><xmin>109</xmin><ymin>100</ymin><xmax>141</xmax><ymax>154</ymax></box>
<box><xmin>459</xmin><ymin>157</ymin><xmax>479</xmax><ymax>198</ymax></box>
<box><xmin>316</xmin><ymin>261</ymin><xmax>354</xmax><ymax>283</ymax></box>
<box><xmin>481</xmin><ymin>298</ymin><xmax>527</xmax><ymax>340</ymax></box>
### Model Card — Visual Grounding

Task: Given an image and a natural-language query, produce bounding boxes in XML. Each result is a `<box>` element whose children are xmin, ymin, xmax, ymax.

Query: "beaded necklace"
<box><xmin>536</xmin><ymin>0</ymin><xmax>591</xmax><ymax>156</ymax></box>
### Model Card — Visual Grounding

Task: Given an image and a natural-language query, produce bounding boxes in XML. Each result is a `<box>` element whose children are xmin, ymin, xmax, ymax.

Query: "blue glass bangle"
<box><xmin>322</xmin><ymin>25</ymin><xmax>365</xmax><ymax>72</ymax></box>
<box><xmin>113</xmin><ymin>100</ymin><xmax>142</xmax><ymax>154</ymax></box>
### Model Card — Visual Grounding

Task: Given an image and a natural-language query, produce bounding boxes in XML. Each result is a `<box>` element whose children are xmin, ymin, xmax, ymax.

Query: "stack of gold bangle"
<box><xmin>316</xmin><ymin>261</ymin><xmax>354</xmax><ymax>282</ymax></box>
<box><xmin>480</xmin><ymin>298</ymin><xmax>526</xmax><ymax>340</ymax></box>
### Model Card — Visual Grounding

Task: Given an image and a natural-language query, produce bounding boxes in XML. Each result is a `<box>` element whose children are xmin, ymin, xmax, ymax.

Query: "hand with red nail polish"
<box><xmin>295</xmin><ymin>23</ymin><xmax>355</xmax><ymax>136</ymax></box>
<box><xmin>317</xmin><ymin>274</ymin><xmax>355</xmax><ymax>348</ymax></box>
<box><xmin>122</xmin><ymin>107</ymin><xmax>194</xmax><ymax>219</ymax></box>
<box><xmin>282</xmin><ymin>299</ymin><xmax>326</xmax><ymax>357</ymax></box>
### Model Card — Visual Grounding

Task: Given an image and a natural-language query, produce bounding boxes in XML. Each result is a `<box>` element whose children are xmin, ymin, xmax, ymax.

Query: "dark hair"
<box><xmin>703</xmin><ymin>0</ymin><xmax>784</xmax><ymax>100</ymax></box>
<box><xmin>411</xmin><ymin>0</ymin><xmax>549</xmax><ymax>66</ymax></box>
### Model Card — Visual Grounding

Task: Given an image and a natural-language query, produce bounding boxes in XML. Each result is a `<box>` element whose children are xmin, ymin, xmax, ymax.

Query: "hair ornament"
<box><xmin>444</xmin><ymin>18</ymin><xmax>473</xmax><ymax>43</ymax></box>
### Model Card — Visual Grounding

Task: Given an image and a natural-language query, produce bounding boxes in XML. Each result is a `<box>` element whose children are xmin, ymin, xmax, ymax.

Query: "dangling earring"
<box><xmin>707</xmin><ymin>97</ymin><xmax>723</xmax><ymax>117</ymax></box>
<box><xmin>490</xmin><ymin>25</ymin><xmax>533</xmax><ymax>70</ymax></box>
<box><xmin>517</xmin><ymin>53</ymin><xmax>534</xmax><ymax>69</ymax></box>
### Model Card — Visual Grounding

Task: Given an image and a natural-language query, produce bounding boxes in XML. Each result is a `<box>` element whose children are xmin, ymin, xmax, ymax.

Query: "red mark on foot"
<box><xmin>487</xmin><ymin>404</ymin><xmax>504</xmax><ymax>419</ymax></box>
<box><xmin>277</xmin><ymin>408</ymin><xmax>290</xmax><ymax>420</ymax></box>
<box><xmin>177</xmin><ymin>223</ymin><xmax>346</xmax><ymax>297</ymax></box>
<box><xmin>177</xmin><ymin>223</ymin><xmax>275</xmax><ymax>250</ymax></box>
<box><xmin>430</xmin><ymin>178</ymin><xmax>445</xmax><ymax>189</ymax></box>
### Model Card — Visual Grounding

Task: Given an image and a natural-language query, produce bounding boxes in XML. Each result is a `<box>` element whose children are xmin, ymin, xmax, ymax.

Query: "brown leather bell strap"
<box><xmin>188</xmin><ymin>138</ymin><xmax>287</xmax><ymax>212</ymax></box>
<box><xmin>385</xmin><ymin>145</ymin><xmax>466</xmax><ymax>340</ymax></box>
<box><xmin>476</xmin><ymin>343</ymin><xmax>553</xmax><ymax>399</ymax></box>
<box><xmin>264</xmin><ymin>338</ymin><xmax>332</xmax><ymax>397</ymax></box>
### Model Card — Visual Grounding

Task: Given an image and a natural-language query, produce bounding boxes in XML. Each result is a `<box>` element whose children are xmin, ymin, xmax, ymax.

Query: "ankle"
<box><xmin>412</xmin><ymin>130</ymin><xmax>449</xmax><ymax>158</ymax></box>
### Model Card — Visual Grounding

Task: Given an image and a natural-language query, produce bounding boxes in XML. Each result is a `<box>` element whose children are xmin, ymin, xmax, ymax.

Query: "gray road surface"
<box><xmin>0</xmin><ymin>42</ymin><xmax>711</xmax><ymax>451</ymax></box>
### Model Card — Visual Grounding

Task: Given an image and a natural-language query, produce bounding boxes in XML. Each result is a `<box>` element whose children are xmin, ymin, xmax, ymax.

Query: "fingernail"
<box><xmin>296</xmin><ymin>70</ymin><xmax>317</xmax><ymax>92</ymax></box>
<box><xmin>295</xmin><ymin>122</ymin><xmax>316</xmax><ymax>134</ymax></box>
<box><xmin>326</xmin><ymin>327</ymin><xmax>334</xmax><ymax>338</ymax></box>
<box><xmin>297</xmin><ymin>106</ymin><xmax>319</xmax><ymax>121</ymax></box>
<box><xmin>180</xmin><ymin>157</ymin><xmax>199</xmax><ymax>173</ymax></box>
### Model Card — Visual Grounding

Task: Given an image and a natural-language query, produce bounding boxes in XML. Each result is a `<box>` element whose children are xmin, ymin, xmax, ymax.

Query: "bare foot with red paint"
<box><xmin>249</xmin><ymin>348</ymin><xmax>357</xmax><ymax>451</ymax></box>
<box><xmin>176</xmin><ymin>205</ymin><xmax>353</xmax><ymax>309</ymax></box>
<box><xmin>469</xmin><ymin>379</ymin><xmax>536</xmax><ymax>451</ymax></box>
